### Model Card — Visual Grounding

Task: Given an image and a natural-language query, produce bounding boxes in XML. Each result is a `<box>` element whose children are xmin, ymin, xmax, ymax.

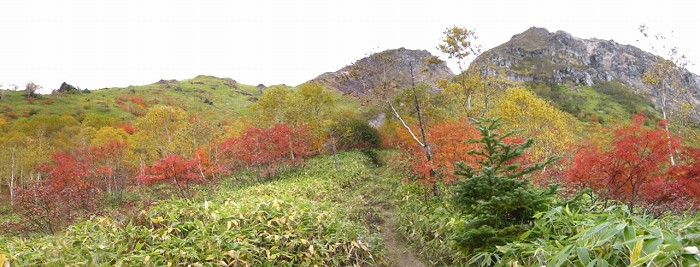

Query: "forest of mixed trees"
<box><xmin>2</xmin><ymin>26</ymin><xmax>700</xmax><ymax>266</ymax></box>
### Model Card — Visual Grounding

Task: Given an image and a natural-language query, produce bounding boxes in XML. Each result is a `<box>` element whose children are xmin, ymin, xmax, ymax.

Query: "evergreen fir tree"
<box><xmin>453</xmin><ymin>118</ymin><xmax>558</xmax><ymax>253</ymax></box>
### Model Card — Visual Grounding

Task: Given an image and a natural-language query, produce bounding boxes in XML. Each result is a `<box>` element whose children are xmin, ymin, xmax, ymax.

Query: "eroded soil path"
<box><xmin>352</xmin><ymin>154</ymin><xmax>427</xmax><ymax>267</ymax></box>
<box><xmin>378</xmin><ymin>208</ymin><xmax>426</xmax><ymax>267</ymax></box>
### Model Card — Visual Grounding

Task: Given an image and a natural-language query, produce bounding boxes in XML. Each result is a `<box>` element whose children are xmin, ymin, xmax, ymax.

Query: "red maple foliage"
<box><xmin>219</xmin><ymin>124</ymin><xmax>313</xmax><ymax>175</ymax></box>
<box><xmin>565</xmin><ymin>114</ymin><xmax>699</xmax><ymax>212</ymax></box>
<box><xmin>191</xmin><ymin>149</ymin><xmax>224</xmax><ymax>179</ymax></box>
<box><xmin>129</xmin><ymin>96</ymin><xmax>147</xmax><ymax>108</ymax></box>
<box><xmin>393</xmin><ymin>119</ymin><xmax>482</xmax><ymax>184</ymax></box>
<box><xmin>17</xmin><ymin>144</ymin><xmax>127</xmax><ymax>234</ymax></box>
<box><xmin>38</xmin><ymin>151</ymin><xmax>95</xmax><ymax>191</ymax></box>
<box><xmin>117</xmin><ymin>123</ymin><xmax>136</xmax><ymax>134</ymax></box>
<box><xmin>4</xmin><ymin>181</ymin><xmax>85</xmax><ymax>234</ymax></box>
<box><xmin>115</xmin><ymin>96</ymin><xmax>127</xmax><ymax>105</ymax></box>
<box><xmin>136</xmin><ymin>154</ymin><xmax>202</xmax><ymax>187</ymax></box>
<box><xmin>89</xmin><ymin>141</ymin><xmax>130</xmax><ymax>193</ymax></box>
<box><xmin>643</xmin><ymin>146</ymin><xmax>700</xmax><ymax>212</ymax></box>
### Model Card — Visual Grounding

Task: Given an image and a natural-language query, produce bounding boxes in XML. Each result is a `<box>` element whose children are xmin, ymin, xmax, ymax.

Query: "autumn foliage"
<box><xmin>117</xmin><ymin>123</ymin><xmax>135</xmax><ymax>134</ymax></box>
<box><xmin>219</xmin><ymin>124</ymin><xmax>314</xmax><ymax>175</ymax></box>
<box><xmin>38</xmin><ymin>151</ymin><xmax>96</xmax><ymax>191</ymax></box>
<box><xmin>136</xmin><ymin>155</ymin><xmax>201</xmax><ymax>187</ymax></box>
<box><xmin>9</xmin><ymin>143</ymin><xmax>129</xmax><ymax>234</ymax></box>
<box><xmin>566</xmin><ymin>114</ymin><xmax>700</xmax><ymax>212</ymax></box>
<box><xmin>663</xmin><ymin>147</ymin><xmax>700</xmax><ymax>204</ymax></box>
<box><xmin>8</xmin><ymin>181</ymin><xmax>86</xmax><ymax>234</ymax></box>
<box><xmin>392</xmin><ymin>119</ymin><xmax>481</xmax><ymax>183</ymax></box>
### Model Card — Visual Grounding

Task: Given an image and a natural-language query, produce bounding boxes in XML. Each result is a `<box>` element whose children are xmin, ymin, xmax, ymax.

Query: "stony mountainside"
<box><xmin>310</xmin><ymin>48</ymin><xmax>453</xmax><ymax>96</ymax></box>
<box><xmin>471</xmin><ymin>27</ymin><xmax>700</xmax><ymax>107</ymax></box>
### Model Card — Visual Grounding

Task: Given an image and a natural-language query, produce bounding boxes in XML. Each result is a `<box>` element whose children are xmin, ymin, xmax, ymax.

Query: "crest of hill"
<box><xmin>309</xmin><ymin>48</ymin><xmax>454</xmax><ymax>96</ymax></box>
<box><xmin>0</xmin><ymin>75</ymin><xmax>265</xmax><ymax>121</ymax></box>
<box><xmin>471</xmin><ymin>26</ymin><xmax>700</xmax><ymax>116</ymax></box>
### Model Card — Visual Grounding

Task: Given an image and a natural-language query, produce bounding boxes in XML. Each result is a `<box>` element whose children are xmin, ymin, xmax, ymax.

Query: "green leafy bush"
<box><xmin>474</xmin><ymin>204</ymin><xmax>700</xmax><ymax>266</ymax></box>
<box><xmin>593</xmin><ymin>81</ymin><xmax>655</xmax><ymax>116</ymax></box>
<box><xmin>331</xmin><ymin>118</ymin><xmax>382</xmax><ymax>150</ymax></box>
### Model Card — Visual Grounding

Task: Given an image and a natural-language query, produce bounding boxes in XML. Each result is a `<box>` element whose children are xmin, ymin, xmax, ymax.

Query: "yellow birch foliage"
<box><xmin>92</xmin><ymin>126</ymin><xmax>130</xmax><ymax>146</ymax></box>
<box><xmin>492</xmin><ymin>87</ymin><xmax>581</xmax><ymax>160</ymax></box>
<box><xmin>130</xmin><ymin>105</ymin><xmax>186</xmax><ymax>164</ymax></box>
<box><xmin>172</xmin><ymin>117</ymin><xmax>221</xmax><ymax>157</ymax></box>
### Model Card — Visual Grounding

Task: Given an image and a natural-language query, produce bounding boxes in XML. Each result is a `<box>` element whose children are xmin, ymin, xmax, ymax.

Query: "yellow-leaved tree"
<box><xmin>492</xmin><ymin>87</ymin><xmax>581</xmax><ymax>163</ymax></box>
<box><xmin>130</xmin><ymin>105</ymin><xmax>186</xmax><ymax>167</ymax></box>
<box><xmin>91</xmin><ymin>126</ymin><xmax>130</xmax><ymax>146</ymax></box>
<box><xmin>251</xmin><ymin>82</ymin><xmax>338</xmax><ymax>150</ymax></box>
<box><xmin>251</xmin><ymin>83</ymin><xmax>335</xmax><ymax>131</ymax></box>
<box><xmin>251</xmin><ymin>85</ymin><xmax>295</xmax><ymax>127</ymax></box>
<box><xmin>172</xmin><ymin>116</ymin><xmax>221</xmax><ymax>158</ymax></box>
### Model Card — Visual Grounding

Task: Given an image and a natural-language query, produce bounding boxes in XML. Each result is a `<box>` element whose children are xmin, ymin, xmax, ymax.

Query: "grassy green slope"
<box><xmin>0</xmin><ymin>75</ymin><xmax>363</xmax><ymax>123</ymax></box>
<box><xmin>529</xmin><ymin>81</ymin><xmax>660</xmax><ymax>124</ymax></box>
<box><xmin>1</xmin><ymin>75</ymin><xmax>259</xmax><ymax>121</ymax></box>
<box><xmin>0</xmin><ymin>151</ymin><xmax>389</xmax><ymax>266</ymax></box>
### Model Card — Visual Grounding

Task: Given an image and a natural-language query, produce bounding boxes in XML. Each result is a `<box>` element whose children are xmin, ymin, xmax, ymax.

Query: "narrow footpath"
<box><xmin>378</xmin><ymin>208</ymin><xmax>426</xmax><ymax>267</ymax></box>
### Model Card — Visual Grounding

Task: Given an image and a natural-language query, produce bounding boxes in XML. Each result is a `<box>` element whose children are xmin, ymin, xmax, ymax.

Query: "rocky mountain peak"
<box><xmin>472</xmin><ymin>27</ymin><xmax>700</xmax><ymax>109</ymax></box>
<box><xmin>309</xmin><ymin>48</ymin><xmax>453</xmax><ymax>96</ymax></box>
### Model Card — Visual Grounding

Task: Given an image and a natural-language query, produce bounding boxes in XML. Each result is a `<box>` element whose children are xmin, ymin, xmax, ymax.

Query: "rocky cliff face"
<box><xmin>472</xmin><ymin>27</ymin><xmax>700</xmax><ymax>105</ymax></box>
<box><xmin>310</xmin><ymin>48</ymin><xmax>453</xmax><ymax>96</ymax></box>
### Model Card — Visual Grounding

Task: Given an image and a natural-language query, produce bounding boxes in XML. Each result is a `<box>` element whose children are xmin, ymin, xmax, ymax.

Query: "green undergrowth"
<box><xmin>379</xmin><ymin>154</ymin><xmax>469</xmax><ymax>266</ymax></box>
<box><xmin>475</xmin><ymin>205</ymin><xmax>700</xmax><ymax>266</ymax></box>
<box><xmin>391</xmin><ymin>185</ymin><xmax>700</xmax><ymax>267</ymax></box>
<box><xmin>381</xmin><ymin>151</ymin><xmax>700</xmax><ymax>266</ymax></box>
<box><xmin>0</xmin><ymin>151</ymin><xmax>388</xmax><ymax>266</ymax></box>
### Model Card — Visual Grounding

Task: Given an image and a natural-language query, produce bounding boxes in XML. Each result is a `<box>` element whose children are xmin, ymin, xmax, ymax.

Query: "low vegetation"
<box><xmin>0</xmin><ymin>152</ymin><xmax>388</xmax><ymax>266</ymax></box>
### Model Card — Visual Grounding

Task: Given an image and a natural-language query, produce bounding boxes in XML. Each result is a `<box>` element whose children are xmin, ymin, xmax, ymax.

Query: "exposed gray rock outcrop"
<box><xmin>309</xmin><ymin>48</ymin><xmax>454</xmax><ymax>96</ymax></box>
<box><xmin>472</xmin><ymin>27</ymin><xmax>700</xmax><ymax>106</ymax></box>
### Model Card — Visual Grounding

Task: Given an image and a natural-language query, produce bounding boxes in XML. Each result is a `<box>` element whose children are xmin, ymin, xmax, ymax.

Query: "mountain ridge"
<box><xmin>309</xmin><ymin>48</ymin><xmax>454</xmax><ymax>96</ymax></box>
<box><xmin>471</xmin><ymin>27</ymin><xmax>700</xmax><ymax>114</ymax></box>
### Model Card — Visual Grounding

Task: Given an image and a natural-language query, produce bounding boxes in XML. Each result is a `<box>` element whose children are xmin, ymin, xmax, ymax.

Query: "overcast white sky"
<box><xmin>1</xmin><ymin>0</ymin><xmax>698</xmax><ymax>92</ymax></box>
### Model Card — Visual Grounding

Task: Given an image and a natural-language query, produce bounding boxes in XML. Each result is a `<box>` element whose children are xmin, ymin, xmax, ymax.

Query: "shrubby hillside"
<box><xmin>3</xmin><ymin>26</ymin><xmax>700</xmax><ymax>267</ymax></box>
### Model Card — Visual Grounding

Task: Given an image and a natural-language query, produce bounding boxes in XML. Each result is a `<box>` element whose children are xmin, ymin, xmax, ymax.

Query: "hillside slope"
<box><xmin>0</xmin><ymin>152</ymin><xmax>393</xmax><ymax>266</ymax></box>
<box><xmin>310</xmin><ymin>48</ymin><xmax>453</xmax><ymax>97</ymax></box>
<box><xmin>473</xmin><ymin>27</ymin><xmax>700</xmax><ymax>92</ymax></box>
<box><xmin>471</xmin><ymin>27</ymin><xmax>700</xmax><ymax>123</ymax></box>
<box><xmin>0</xmin><ymin>75</ymin><xmax>263</xmax><ymax>122</ymax></box>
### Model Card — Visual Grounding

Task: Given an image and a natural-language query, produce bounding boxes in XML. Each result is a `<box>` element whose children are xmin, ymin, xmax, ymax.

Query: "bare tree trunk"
<box><xmin>456</xmin><ymin>62</ymin><xmax>473</xmax><ymax>113</ymax></box>
<box><xmin>139</xmin><ymin>157</ymin><xmax>146</xmax><ymax>175</ymax></box>
<box><xmin>660</xmin><ymin>87</ymin><xmax>676</xmax><ymax>166</ymax></box>
<box><xmin>164</xmin><ymin>124</ymin><xmax>172</xmax><ymax>144</ymax></box>
<box><xmin>288</xmin><ymin>138</ymin><xmax>295</xmax><ymax>161</ymax></box>
<box><xmin>213</xmin><ymin>146</ymin><xmax>220</xmax><ymax>179</ymax></box>
<box><xmin>467</xmin><ymin>94</ymin><xmax>472</xmax><ymax>110</ymax></box>
<box><xmin>195</xmin><ymin>152</ymin><xmax>206</xmax><ymax>181</ymax></box>
<box><xmin>10</xmin><ymin>149</ymin><xmax>16</xmax><ymax>206</ymax></box>
<box><xmin>408</xmin><ymin>62</ymin><xmax>438</xmax><ymax>196</ymax></box>
<box><xmin>389</xmin><ymin>102</ymin><xmax>424</xmax><ymax>146</ymax></box>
